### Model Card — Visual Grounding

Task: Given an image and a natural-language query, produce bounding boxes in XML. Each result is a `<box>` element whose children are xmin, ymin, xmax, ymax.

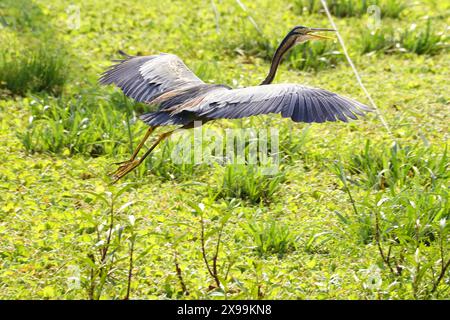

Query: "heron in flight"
<box><xmin>100</xmin><ymin>26</ymin><xmax>371</xmax><ymax>182</ymax></box>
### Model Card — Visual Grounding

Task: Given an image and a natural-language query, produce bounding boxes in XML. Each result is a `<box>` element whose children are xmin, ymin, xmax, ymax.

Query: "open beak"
<box><xmin>307</xmin><ymin>27</ymin><xmax>336</xmax><ymax>40</ymax></box>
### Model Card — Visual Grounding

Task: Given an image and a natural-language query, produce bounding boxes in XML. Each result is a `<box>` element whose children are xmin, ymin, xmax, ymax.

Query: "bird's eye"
<box><xmin>292</xmin><ymin>26</ymin><xmax>308</xmax><ymax>35</ymax></box>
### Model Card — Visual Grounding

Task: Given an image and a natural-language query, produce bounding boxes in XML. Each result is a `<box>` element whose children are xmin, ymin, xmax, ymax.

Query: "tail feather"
<box><xmin>118</xmin><ymin>50</ymin><xmax>132</xmax><ymax>58</ymax></box>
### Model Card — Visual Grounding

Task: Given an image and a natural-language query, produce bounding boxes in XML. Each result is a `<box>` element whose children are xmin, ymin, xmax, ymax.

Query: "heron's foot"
<box><xmin>111</xmin><ymin>159</ymin><xmax>140</xmax><ymax>183</ymax></box>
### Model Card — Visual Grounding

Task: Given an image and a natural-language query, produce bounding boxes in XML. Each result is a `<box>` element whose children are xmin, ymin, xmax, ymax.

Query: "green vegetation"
<box><xmin>0</xmin><ymin>0</ymin><xmax>449</xmax><ymax>299</ymax></box>
<box><xmin>218</xmin><ymin>164</ymin><xmax>285</xmax><ymax>204</ymax></box>
<box><xmin>0</xmin><ymin>46</ymin><xmax>67</xmax><ymax>96</ymax></box>
<box><xmin>245</xmin><ymin>220</ymin><xmax>297</xmax><ymax>257</ymax></box>
<box><xmin>400</xmin><ymin>19</ymin><xmax>448</xmax><ymax>55</ymax></box>
<box><xmin>359</xmin><ymin>19</ymin><xmax>448</xmax><ymax>55</ymax></box>
<box><xmin>288</xmin><ymin>40</ymin><xmax>344</xmax><ymax>71</ymax></box>
<box><xmin>17</xmin><ymin>91</ymin><xmax>147</xmax><ymax>156</ymax></box>
<box><xmin>294</xmin><ymin>0</ymin><xmax>408</xmax><ymax>18</ymax></box>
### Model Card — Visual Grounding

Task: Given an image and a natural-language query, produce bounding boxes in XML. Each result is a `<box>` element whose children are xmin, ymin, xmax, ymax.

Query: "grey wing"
<box><xmin>99</xmin><ymin>53</ymin><xmax>204</xmax><ymax>104</ymax></box>
<box><xmin>183</xmin><ymin>83</ymin><xmax>372</xmax><ymax>123</ymax></box>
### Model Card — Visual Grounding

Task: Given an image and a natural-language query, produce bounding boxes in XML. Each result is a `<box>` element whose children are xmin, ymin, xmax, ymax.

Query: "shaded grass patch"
<box><xmin>0</xmin><ymin>45</ymin><xmax>68</xmax><ymax>96</ymax></box>
<box><xmin>216</xmin><ymin>164</ymin><xmax>285</xmax><ymax>204</ymax></box>
<box><xmin>244</xmin><ymin>220</ymin><xmax>297</xmax><ymax>258</ymax></box>
<box><xmin>0</xmin><ymin>0</ymin><xmax>48</xmax><ymax>32</ymax></box>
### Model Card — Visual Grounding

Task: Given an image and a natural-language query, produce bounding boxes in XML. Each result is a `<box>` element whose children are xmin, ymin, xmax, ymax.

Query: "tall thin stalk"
<box><xmin>200</xmin><ymin>213</ymin><xmax>221</xmax><ymax>288</ymax></box>
<box><xmin>125</xmin><ymin>235</ymin><xmax>135</xmax><ymax>300</ymax></box>
<box><xmin>174</xmin><ymin>250</ymin><xmax>188</xmax><ymax>295</ymax></box>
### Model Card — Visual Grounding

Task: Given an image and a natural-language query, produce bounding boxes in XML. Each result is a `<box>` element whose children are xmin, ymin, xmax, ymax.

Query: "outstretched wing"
<box><xmin>99</xmin><ymin>52</ymin><xmax>204</xmax><ymax>104</ymax></box>
<box><xmin>181</xmin><ymin>83</ymin><xmax>372</xmax><ymax>123</ymax></box>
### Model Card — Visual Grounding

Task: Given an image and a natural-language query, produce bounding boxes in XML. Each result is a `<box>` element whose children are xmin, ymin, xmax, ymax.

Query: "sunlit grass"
<box><xmin>359</xmin><ymin>28</ymin><xmax>397</xmax><ymax>54</ymax></box>
<box><xmin>294</xmin><ymin>0</ymin><xmax>408</xmax><ymax>18</ymax></box>
<box><xmin>245</xmin><ymin>220</ymin><xmax>297</xmax><ymax>257</ymax></box>
<box><xmin>217</xmin><ymin>164</ymin><xmax>285</xmax><ymax>204</ymax></box>
<box><xmin>331</xmin><ymin>141</ymin><xmax>449</xmax><ymax>297</ymax></box>
<box><xmin>0</xmin><ymin>0</ymin><xmax>449</xmax><ymax>300</ymax></box>
<box><xmin>358</xmin><ymin>19</ymin><xmax>448</xmax><ymax>55</ymax></box>
<box><xmin>287</xmin><ymin>40</ymin><xmax>344</xmax><ymax>71</ymax></box>
<box><xmin>18</xmin><ymin>90</ymin><xmax>146</xmax><ymax>156</ymax></box>
<box><xmin>399</xmin><ymin>19</ymin><xmax>449</xmax><ymax>55</ymax></box>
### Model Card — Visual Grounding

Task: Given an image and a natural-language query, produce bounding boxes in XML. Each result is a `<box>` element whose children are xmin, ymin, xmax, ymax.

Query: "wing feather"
<box><xmin>99</xmin><ymin>53</ymin><xmax>204</xmax><ymax>104</ymax></box>
<box><xmin>304</xmin><ymin>96</ymin><xmax>314</xmax><ymax>123</ymax></box>
<box><xmin>101</xmin><ymin>54</ymin><xmax>371</xmax><ymax>126</ymax></box>
<box><xmin>182</xmin><ymin>83</ymin><xmax>371</xmax><ymax>123</ymax></box>
<box><xmin>311</xmin><ymin>97</ymin><xmax>325</xmax><ymax>123</ymax></box>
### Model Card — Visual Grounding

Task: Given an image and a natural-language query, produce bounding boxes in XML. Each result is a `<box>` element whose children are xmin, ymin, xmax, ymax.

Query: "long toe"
<box><xmin>114</xmin><ymin>159</ymin><xmax>132</xmax><ymax>165</ymax></box>
<box><xmin>110</xmin><ymin>160</ymin><xmax>140</xmax><ymax>182</ymax></box>
<box><xmin>108</xmin><ymin>163</ymin><xmax>129</xmax><ymax>176</ymax></box>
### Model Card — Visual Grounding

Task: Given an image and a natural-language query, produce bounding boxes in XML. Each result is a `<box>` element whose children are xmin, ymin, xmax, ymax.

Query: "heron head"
<box><xmin>289</xmin><ymin>25</ymin><xmax>336</xmax><ymax>44</ymax></box>
<box><xmin>261</xmin><ymin>25</ymin><xmax>337</xmax><ymax>85</ymax></box>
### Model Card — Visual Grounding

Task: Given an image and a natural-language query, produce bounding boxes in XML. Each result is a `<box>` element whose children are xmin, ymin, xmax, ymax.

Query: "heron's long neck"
<box><xmin>260</xmin><ymin>35</ymin><xmax>295</xmax><ymax>85</ymax></box>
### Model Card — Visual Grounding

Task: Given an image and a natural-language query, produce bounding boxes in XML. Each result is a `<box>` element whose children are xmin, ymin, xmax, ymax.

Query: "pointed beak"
<box><xmin>307</xmin><ymin>28</ymin><xmax>336</xmax><ymax>40</ymax></box>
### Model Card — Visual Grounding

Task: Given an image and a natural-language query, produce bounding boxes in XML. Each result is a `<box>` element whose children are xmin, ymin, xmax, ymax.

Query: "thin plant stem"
<box><xmin>174</xmin><ymin>250</ymin><xmax>188</xmax><ymax>295</ymax></box>
<box><xmin>374</xmin><ymin>210</ymin><xmax>395</xmax><ymax>275</ymax></box>
<box><xmin>200</xmin><ymin>213</ymin><xmax>214</xmax><ymax>280</ymax></box>
<box><xmin>125</xmin><ymin>236</ymin><xmax>135</xmax><ymax>300</ymax></box>
<box><xmin>200</xmin><ymin>213</ymin><xmax>221</xmax><ymax>288</ymax></box>
<box><xmin>431</xmin><ymin>258</ymin><xmax>450</xmax><ymax>294</ymax></box>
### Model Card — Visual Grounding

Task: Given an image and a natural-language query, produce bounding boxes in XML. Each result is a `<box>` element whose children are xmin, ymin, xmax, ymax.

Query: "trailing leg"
<box><xmin>115</xmin><ymin>126</ymin><xmax>155</xmax><ymax>165</ymax></box>
<box><xmin>111</xmin><ymin>128</ymin><xmax>177</xmax><ymax>183</ymax></box>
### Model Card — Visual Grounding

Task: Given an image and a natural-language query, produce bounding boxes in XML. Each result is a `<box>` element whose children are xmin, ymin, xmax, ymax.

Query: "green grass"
<box><xmin>245</xmin><ymin>220</ymin><xmax>297</xmax><ymax>257</ymax></box>
<box><xmin>359</xmin><ymin>19</ymin><xmax>448</xmax><ymax>55</ymax></box>
<box><xmin>17</xmin><ymin>91</ymin><xmax>146</xmax><ymax>156</ymax></box>
<box><xmin>221</xmin><ymin>23</ymin><xmax>345</xmax><ymax>71</ymax></box>
<box><xmin>217</xmin><ymin>164</ymin><xmax>285</xmax><ymax>204</ymax></box>
<box><xmin>0</xmin><ymin>0</ymin><xmax>48</xmax><ymax>32</ymax></box>
<box><xmin>287</xmin><ymin>40</ymin><xmax>344</xmax><ymax>71</ymax></box>
<box><xmin>294</xmin><ymin>0</ymin><xmax>408</xmax><ymax>18</ymax></box>
<box><xmin>336</xmin><ymin>141</ymin><xmax>449</xmax><ymax>242</ymax></box>
<box><xmin>359</xmin><ymin>28</ymin><xmax>397</xmax><ymax>54</ymax></box>
<box><xmin>348</xmin><ymin>141</ymin><xmax>448</xmax><ymax>191</ymax></box>
<box><xmin>400</xmin><ymin>19</ymin><xmax>449</xmax><ymax>55</ymax></box>
<box><xmin>0</xmin><ymin>0</ymin><xmax>449</xmax><ymax>300</ymax></box>
<box><xmin>0</xmin><ymin>45</ymin><xmax>67</xmax><ymax>96</ymax></box>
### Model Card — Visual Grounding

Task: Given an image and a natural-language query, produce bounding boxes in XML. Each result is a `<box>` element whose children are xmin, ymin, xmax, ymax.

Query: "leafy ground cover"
<box><xmin>0</xmin><ymin>0</ymin><xmax>448</xmax><ymax>299</ymax></box>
